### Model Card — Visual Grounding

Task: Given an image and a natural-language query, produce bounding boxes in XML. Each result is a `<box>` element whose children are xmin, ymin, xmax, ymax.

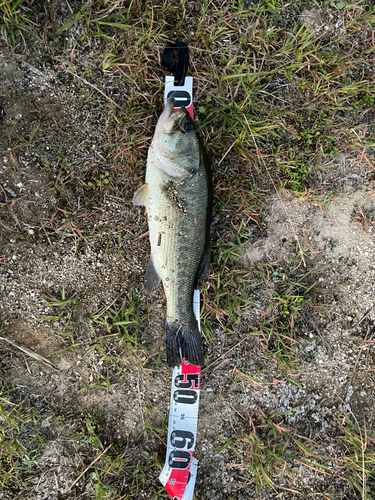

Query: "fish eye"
<box><xmin>184</xmin><ymin>123</ymin><xmax>193</xmax><ymax>132</ymax></box>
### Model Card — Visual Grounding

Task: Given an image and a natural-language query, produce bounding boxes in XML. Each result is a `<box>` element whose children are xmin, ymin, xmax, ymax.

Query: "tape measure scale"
<box><xmin>159</xmin><ymin>70</ymin><xmax>201</xmax><ymax>500</ymax></box>
<box><xmin>159</xmin><ymin>356</ymin><xmax>200</xmax><ymax>499</ymax></box>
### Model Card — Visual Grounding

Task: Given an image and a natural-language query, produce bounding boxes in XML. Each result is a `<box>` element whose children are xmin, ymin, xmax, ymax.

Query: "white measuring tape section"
<box><xmin>159</xmin><ymin>77</ymin><xmax>201</xmax><ymax>500</ymax></box>
<box><xmin>159</xmin><ymin>290</ymin><xmax>201</xmax><ymax>500</ymax></box>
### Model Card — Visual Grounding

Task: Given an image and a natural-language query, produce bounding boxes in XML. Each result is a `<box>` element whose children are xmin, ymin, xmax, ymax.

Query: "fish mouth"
<box><xmin>162</xmin><ymin>99</ymin><xmax>188</xmax><ymax>133</ymax></box>
<box><xmin>172</xmin><ymin>108</ymin><xmax>188</xmax><ymax>130</ymax></box>
<box><xmin>172</xmin><ymin>108</ymin><xmax>186</xmax><ymax>122</ymax></box>
<box><xmin>164</xmin><ymin>97</ymin><xmax>186</xmax><ymax>120</ymax></box>
<box><xmin>166</xmin><ymin>99</ymin><xmax>186</xmax><ymax>121</ymax></box>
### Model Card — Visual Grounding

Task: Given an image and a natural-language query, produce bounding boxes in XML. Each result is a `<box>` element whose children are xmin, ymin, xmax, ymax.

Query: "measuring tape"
<box><xmin>159</xmin><ymin>66</ymin><xmax>201</xmax><ymax>500</ymax></box>
<box><xmin>159</xmin><ymin>289</ymin><xmax>201</xmax><ymax>500</ymax></box>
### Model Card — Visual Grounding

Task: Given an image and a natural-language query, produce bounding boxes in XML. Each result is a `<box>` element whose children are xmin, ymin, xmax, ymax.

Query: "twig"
<box><xmin>219</xmin><ymin>139</ymin><xmax>238</xmax><ymax>166</ymax></box>
<box><xmin>42</xmin><ymin>226</ymin><xmax>53</xmax><ymax>247</ymax></box>
<box><xmin>134</xmin><ymin>231</ymin><xmax>149</xmax><ymax>241</ymax></box>
<box><xmin>137</xmin><ymin>371</ymin><xmax>145</xmax><ymax>425</ymax></box>
<box><xmin>230</xmin><ymin>404</ymin><xmax>246</xmax><ymax>421</ymax></box>
<box><xmin>0</xmin><ymin>336</ymin><xmax>76</xmax><ymax>381</ymax></box>
<box><xmin>0</xmin><ymin>221</ymin><xmax>17</xmax><ymax>232</ymax></box>
<box><xmin>301</xmin><ymin>310</ymin><xmax>333</xmax><ymax>355</ymax></box>
<box><xmin>342</xmin><ymin>305</ymin><xmax>375</xmax><ymax>406</ymax></box>
<box><xmin>21</xmin><ymin>61</ymin><xmax>49</xmax><ymax>79</ymax></box>
<box><xmin>202</xmin><ymin>336</ymin><xmax>250</xmax><ymax>374</ymax></box>
<box><xmin>97</xmin><ymin>290</ymin><xmax>126</xmax><ymax>317</ymax></box>
<box><xmin>350</xmin><ymin>303</ymin><xmax>375</xmax><ymax>331</ymax></box>
<box><xmin>345</xmin><ymin>323</ymin><xmax>374</xmax><ymax>403</ymax></box>
<box><xmin>211</xmin><ymin>358</ymin><xmax>231</xmax><ymax>373</ymax></box>
<box><xmin>68</xmin><ymin>444</ymin><xmax>112</xmax><ymax>491</ymax></box>
<box><xmin>65</xmin><ymin>70</ymin><xmax>121</xmax><ymax>109</ymax></box>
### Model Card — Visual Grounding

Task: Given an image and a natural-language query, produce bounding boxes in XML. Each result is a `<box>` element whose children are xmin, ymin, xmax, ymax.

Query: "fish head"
<box><xmin>150</xmin><ymin>98</ymin><xmax>200</xmax><ymax>178</ymax></box>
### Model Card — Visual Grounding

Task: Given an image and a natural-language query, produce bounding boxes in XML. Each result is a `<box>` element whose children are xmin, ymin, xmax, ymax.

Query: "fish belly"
<box><xmin>146</xmin><ymin>158</ymin><xmax>208</xmax><ymax>324</ymax></box>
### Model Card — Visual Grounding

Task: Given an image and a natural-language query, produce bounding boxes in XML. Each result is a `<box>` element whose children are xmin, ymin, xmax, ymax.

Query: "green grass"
<box><xmin>0</xmin><ymin>0</ymin><xmax>42</xmax><ymax>44</ymax></box>
<box><xmin>220</xmin><ymin>409</ymin><xmax>375</xmax><ymax>497</ymax></box>
<box><xmin>202</xmin><ymin>230</ymin><xmax>254</xmax><ymax>331</ymax></box>
<box><xmin>40</xmin><ymin>287</ymin><xmax>78</xmax><ymax>345</ymax></box>
<box><xmin>340</xmin><ymin>416</ymin><xmax>375</xmax><ymax>499</ymax></box>
<box><xmin>0</xmin><ymin>388</ymin><xmax>43</xmax><ymax>493</ymax></box>
<box><xmin>88</xmin><ymin>288</ymin><xmax>150</xmax><ymax>362</ymax></box>
<box><xmin>218</xmin><ymin>408</ymin><xmax>331</xmax><ymax>495</ymax></box>
<box><xmin>0</xmin><ymin>385</ymin><xmax>169</xmax><ymax>499</ymax></box>
<box><xmin>257</xmin><ymin>265</ymin><xmax>319</xmax><ymax>371</ymax></box>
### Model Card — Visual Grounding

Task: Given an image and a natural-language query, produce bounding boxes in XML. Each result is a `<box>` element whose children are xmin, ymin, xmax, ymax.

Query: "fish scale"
<box><xmin>133</xmin><ymin>98</ymin><xmax>212</xmax><ymax>367</ymax></box>
<box><xmin>146</xmin><ymin>158</ymin><xmax>208</xmax><ymax>324</ymax></box>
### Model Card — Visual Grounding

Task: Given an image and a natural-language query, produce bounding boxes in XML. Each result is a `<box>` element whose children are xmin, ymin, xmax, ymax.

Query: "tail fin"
<box><xmin>165</xmin><ymin>318</ymin><xmax>205</xmax><ymax>368</ymax></box>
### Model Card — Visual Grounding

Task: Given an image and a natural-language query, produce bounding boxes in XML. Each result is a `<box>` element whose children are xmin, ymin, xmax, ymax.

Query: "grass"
<box><xmin>258</xmin><ymin>265</ymin><xmax>320</xmax><ymax>371</ymax></box>
<box><xmin>0</xmin><ymin>388</ymin><xmax>43</xmax><ymax>493</ymax></box>
<box><xmin>40</xmin><ymin>287</ymin><xmax>79</xmax><ymax>345</ymax></box>
<box><xmin>1</xmin><ymin>0</ymin><xmax>375</xmax><ymax>498</ymax></box>
<box><xmin>88</xmin><ymin>288</ymin><xmax>151</xmax><ymax>364</ymax></box>
<box><xmin>219</xmin><ymin>408</ymin><xmax>334</xmax><ymax>496</ymax></box>
<box><xmin>202</xmin><ymin>229</ymin><xmax>255</xmax><ymax>337</ymax></box>
<box><xmin>0</xmin><ymin>384</ymin><xmax>169</xmax><ymax>499</ymax></box>
<box><xmin>340</xmin><ymin>416</ymin><xmax>375</xmax><ymax>499</ymax></box>
<box><xmin>0</xmin><ymin>0</ymin><xmax>42</xmax><ymax>44</ymax></box>
<box><xmin>352</xmin><ymin>204</ymin><xmax>375</xmax><ymax>237</ymax></box>
<box><xmin>220</xmin><ymin>410</ymin><xmax>375</xmax><ymax>498</ymax></box>
<box><xmin>40</xmin><ymin>287</ymin><xmax>153</xmax><ymax>390</ymax></box>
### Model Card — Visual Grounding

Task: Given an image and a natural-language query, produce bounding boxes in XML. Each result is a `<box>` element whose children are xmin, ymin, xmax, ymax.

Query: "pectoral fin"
<box><xmin>144</xmin><ymin>256</ymin><xmax>161</xmax><ymax>294</ymax></box>
<box><xmin>133</xmin><ymin>184</ymin><xmax>149</xmax><ymax>207</ymax></box>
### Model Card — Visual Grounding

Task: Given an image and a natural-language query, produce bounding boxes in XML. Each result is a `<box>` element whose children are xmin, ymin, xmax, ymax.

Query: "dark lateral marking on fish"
<box><xmin>157</xmin><ymin>233</ymin><xmax>162</xmax><ymax>246</ymax></box>
<box><xmin>161</xmin><ymin>179</ymin><xmax>186</xmax><ymax>215</ymax></box>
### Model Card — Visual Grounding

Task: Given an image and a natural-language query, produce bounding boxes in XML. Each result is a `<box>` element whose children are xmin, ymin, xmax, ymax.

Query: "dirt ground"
<box><xmin>1</xmin><ymin>1</ymin><xmax>375</xmax><ymax>499</ymax></box>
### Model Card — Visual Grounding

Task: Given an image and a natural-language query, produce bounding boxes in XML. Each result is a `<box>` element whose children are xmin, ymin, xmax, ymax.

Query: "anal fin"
<box><xmin>144</xmin><ymin>255</ymin><xmax>161</xmax><ymax>294</ymax></box>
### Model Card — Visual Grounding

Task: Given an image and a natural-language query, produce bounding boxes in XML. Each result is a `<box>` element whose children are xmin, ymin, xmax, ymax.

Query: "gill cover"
<box><xmin>149</xmin><ymin>99</ymin><xmax>200</xmax><ymax>179</ymax></box>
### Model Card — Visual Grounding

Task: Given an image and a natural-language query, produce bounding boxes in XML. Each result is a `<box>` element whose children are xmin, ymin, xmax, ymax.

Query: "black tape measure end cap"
<box><xmin>161</xmin><ymin>41</ymin><xmax>189</xmax><ymax>87</ymax></box>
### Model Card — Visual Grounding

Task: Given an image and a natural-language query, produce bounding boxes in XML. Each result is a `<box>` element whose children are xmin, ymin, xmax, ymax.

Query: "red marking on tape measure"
<box><xmin>165</xmin><ymin>467</ymin><xmax>191</xmax><ymax>498</ymax></box>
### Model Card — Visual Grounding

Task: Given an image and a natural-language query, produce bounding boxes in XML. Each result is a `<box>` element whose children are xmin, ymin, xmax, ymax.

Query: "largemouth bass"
<box><xmin>133</xmin><ymin>98</ymin><xmax>212</xmax><ymax>367</ymax></box>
